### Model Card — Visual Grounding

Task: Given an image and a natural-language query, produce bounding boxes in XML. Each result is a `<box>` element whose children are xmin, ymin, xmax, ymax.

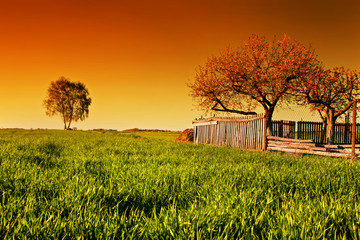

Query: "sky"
<box><xmin>0</xmin><ymin>0</ymin><xmax>359</xmax><ymax>130</ymax></box>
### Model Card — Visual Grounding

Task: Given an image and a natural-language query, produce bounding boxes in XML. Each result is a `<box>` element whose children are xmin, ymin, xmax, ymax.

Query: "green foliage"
<box><xmin>1</xmin><ymin>129</ymin><xmax>360</xmax><ymax>239</ymax></box>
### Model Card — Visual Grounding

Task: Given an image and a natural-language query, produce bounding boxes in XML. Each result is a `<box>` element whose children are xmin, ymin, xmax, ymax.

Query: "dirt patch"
<box><xmin>175</xmin><ymin>128</ymin><xmax>194</xmax><ymax>143</ymax></box>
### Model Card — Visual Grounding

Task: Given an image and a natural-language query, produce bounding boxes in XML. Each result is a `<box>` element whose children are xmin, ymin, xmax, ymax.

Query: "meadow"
<box><xmin>1</xmin><ymin>129</ymin><xmax>360</xmax><ymax>239</ymax></box>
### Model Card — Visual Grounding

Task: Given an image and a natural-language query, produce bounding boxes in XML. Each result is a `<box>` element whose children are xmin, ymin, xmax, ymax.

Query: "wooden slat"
<box><xmin>267</xmin><ymin>136</ymin><xmax>314</xmax><ymax>143</ymax></box>
<box><xmin>267</xmin><ymin>143</ymin><xmax>328</xmax><ymax>152</ymax></box>
<box><xmin>193</xmin><ymin>121</ymin><xmax>218</xmax><ymax>126</ymax></box>
<box><xmin>193</xmin><ymin>115</ymin><xmax>264</xmax><ymax>124</ymax></box>
<box><xmin>267</xmin><ymin>140</ymin><xmax>316</xmax><ymax>147</ymax></box>
<box><xmin>267</xmin><ymin>146</ymin><xmax>352</xmax><ymax>158</ymax></box>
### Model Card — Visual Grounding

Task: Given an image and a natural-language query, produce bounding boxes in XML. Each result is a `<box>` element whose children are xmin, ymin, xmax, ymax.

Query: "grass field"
<box><xmin>1</xmin><ymin>129</ymin><xmax>360</xmax><ymax>239</ymax></box>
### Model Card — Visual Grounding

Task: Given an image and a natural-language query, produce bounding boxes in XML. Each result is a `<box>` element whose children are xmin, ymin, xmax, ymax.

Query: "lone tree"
<box><xmin>295</xmin><ymin>66</ymin><xmax>360</xmax><ymax>144</ymax></box>
<box><xmin>44</xmin><ymin>77</ymin><xmax>92</xmax><ymax>129</ymax></box>
<box><xmin>189</xmin><ymin>34</ymin><xmax>318</xmax><ymax>135</ymax></box>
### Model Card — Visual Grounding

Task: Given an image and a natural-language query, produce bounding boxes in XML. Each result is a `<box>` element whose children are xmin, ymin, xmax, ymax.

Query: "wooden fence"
<box><xmin>193</xmin><ymin>117</ymin><xmax>359</xmax><ymax>158</ymax></box>
<box><xmin>193</xmin><ymin>114</ymin><xmax>265</xmax><ymax>150</ymax></box>
<box><xmin>297</xmin><ymin>121</ymin><xmax>360</xmax><ymax>144</ymax></box>
<box><xmin>271</xmin><ymin>120</ymin><xmax>296</xmax><ymax>138</ymax></box>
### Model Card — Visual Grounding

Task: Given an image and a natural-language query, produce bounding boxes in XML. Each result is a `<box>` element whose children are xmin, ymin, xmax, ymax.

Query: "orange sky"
<box><xmin>0</xmin><ymin>0</ymin><xmax>359</xmax><ymax>130</ymax></box>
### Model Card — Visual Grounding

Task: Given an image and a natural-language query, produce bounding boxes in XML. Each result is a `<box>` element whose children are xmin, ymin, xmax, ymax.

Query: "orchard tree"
<box><xmin>189</xmin><ymin>34</ymin><xmax>318</xmax><ymax>135</ymax></box>
<box><xmin>295</xmin><ymin>66</ymin><xmax>360</xmax><ymax>144</ymax></box>
<box><xmin>43</xmin><ymin>77</ymin><xmax>92</xmax><ymax>129</ymax></box>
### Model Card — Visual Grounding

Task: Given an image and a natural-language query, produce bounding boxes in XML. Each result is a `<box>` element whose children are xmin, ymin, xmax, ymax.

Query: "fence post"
<box><xmin>290</xmin><ymin>121</ymin><xmax>295</xmax><ymax>138</ymax></box>
<box><xmin>263</xmin><ymin>116</ymin><xmax>267</xmax><ymax>150</ymax></box>
<box><xmin>297</xmin><ymin>122</ymin><xmax>301</xmax><ymax>140</ymax></box>
<box><xmin>352</xmin><ymin>101</ymin><xmax>357</xmax><ymax>159</ymax></box>
<box><xmin>279</xmin><ymin>120</ymin><xmax>283</xmax><ymax>138</ymax></box>
<box><xmin>345</xmin><ymin>113</ymin><xmax>350</xmax><ymax>144</ymax></box>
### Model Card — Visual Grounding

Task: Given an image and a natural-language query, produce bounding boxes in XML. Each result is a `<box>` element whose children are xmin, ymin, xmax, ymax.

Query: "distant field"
<box><xmin>1</xmin><ymin>129</ymin><xmax>360</xmax><ymax>239</ymax></box>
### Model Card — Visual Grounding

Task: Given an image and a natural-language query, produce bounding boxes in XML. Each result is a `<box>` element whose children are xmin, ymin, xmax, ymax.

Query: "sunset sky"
<box><xmin>0</xmin><ymin>0</ymin><xmax>359</xmax><ymax>130</ymax></box>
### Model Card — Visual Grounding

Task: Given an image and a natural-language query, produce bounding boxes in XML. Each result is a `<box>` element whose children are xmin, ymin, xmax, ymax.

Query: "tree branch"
<box><xmin>334</xmin><ymin>99</ymin><xmax>357</xmax><ymax>118</ymax></box>
<box><xmin>212</xmin><ymin>101</ymin><xmax>257</xmax><ymax>115</ymax></box>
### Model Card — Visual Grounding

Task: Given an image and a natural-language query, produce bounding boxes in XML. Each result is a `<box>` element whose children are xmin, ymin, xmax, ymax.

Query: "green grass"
<box><xmin>1</xmin><ymin>129</ymin><xmax>360</xmax><ymax>239</ymax></box>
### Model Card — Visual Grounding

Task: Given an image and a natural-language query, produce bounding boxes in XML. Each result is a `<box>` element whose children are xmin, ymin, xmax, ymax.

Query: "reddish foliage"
<box><xmin>189</xmin><ymin>34</ymin><xmax>318</xmax><ymax>135</ymax></box>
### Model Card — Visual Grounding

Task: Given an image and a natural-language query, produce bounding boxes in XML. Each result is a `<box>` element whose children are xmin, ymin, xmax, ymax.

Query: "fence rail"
<box><xmin>267</xmin><ymin>136</ymin><xmax>355</xmax><ymax>158</ymax></box>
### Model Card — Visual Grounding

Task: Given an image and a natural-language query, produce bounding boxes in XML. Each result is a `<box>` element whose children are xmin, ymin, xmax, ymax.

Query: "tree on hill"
<box><xmin>295</xmin><ymin>66</ymin><xmax>360</xmax><ymax>144</ymax></box>
<box><xmin>43</xmin><ymin>77</ymin><xmax>92</xmax><ymax>129</ymax></box>
<box><xmin>189</xmin><ymin>34</ymin><xmax>319</xmax><ymax>135</ymax></box>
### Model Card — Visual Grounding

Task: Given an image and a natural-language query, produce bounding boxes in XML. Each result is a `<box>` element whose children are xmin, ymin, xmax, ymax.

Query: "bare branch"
<box><xmin>212</xmin><ymin>102</ymin><xmax>257</xmax><ymax>115</ymax></box>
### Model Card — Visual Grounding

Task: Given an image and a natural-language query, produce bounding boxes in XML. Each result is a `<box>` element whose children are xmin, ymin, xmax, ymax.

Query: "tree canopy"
<box><xmin>43</xmin><ymin>77</ymin><xmax>92</xmax><ymax>129</ymax></box>
<box><xmin>189</xmin><ymin>34</ymin><xmax>318</xmax><ymax>135</ymax></box>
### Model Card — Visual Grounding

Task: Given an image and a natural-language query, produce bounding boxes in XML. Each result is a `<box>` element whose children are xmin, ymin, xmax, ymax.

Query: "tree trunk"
<box><xmin>63</xmin><ymin>113</ymin><xmax>68</xmax><ymax>130</ymax></box>
<box><xmin>264</xmin><ymin>108</ymin><xmax>274</xmax><ymax>136</ymax></box>
<box><xmin>326</xmin><ymin>113</ymin><xmax>336</xmax><ymax>144</ymax></box>
<box><xmin>320</xmin><ymin>121</ymin><xmax>327</xmax><ymax>144</ymax></box>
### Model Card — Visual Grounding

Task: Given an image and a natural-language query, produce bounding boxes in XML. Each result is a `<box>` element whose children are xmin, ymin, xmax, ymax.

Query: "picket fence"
<box><xmin>192</xmin><ymin>114</ymin><xmax>265</xmax><ymax>150</ymax></box>
<box><xmin>272</xmin><ymin>120</ymin><xmax>296</xmax><ymax>138</ymax></box>
<box><xmin>297</xmin><ymin>121</ymin><xmax>360</xmax><ymax>144</ymax></box>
